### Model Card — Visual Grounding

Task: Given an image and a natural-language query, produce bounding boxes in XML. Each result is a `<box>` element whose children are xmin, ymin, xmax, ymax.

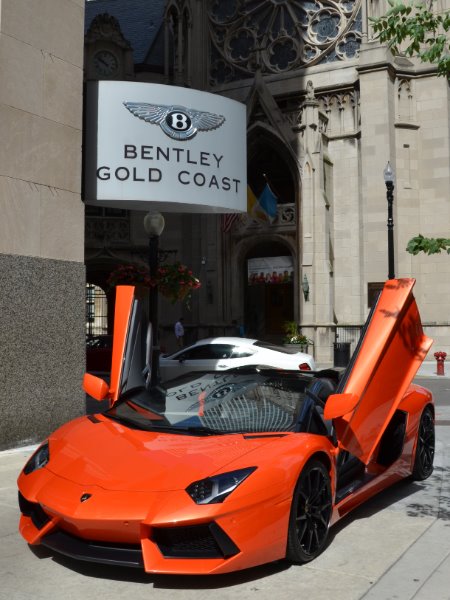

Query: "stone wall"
<box><xmin>0</xmin><ymin>0</ymin><xmax>86</xmax><ymax>448</ymax></box>
<box><xmin>0</xmin><ymin>255</ymin><xmax>85</xmax><ymax>450</ymax></box>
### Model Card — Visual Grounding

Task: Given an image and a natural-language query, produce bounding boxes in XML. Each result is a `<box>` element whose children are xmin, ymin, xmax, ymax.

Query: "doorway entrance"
<box><xmin>244</xmin><ymin>244</ymin><xmax>294</xmax><ymax>341</ymax></box>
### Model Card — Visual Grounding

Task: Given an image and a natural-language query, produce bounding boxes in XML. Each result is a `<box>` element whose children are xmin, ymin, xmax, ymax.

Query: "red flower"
<box><xmin>107</xmin><ymin>262</ymin><xmax>201</xmax><ymax>307</ymax></box>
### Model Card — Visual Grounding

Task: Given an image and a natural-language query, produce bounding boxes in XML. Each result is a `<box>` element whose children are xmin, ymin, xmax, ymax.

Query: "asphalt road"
<box><xmin>1</xmin><ymin>376</ymin><xmax>449</xmax><ymax>600</ymax></box>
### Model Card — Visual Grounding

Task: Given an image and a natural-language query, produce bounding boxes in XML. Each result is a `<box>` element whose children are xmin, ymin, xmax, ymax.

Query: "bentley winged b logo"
<box><xmin>123</xmin><ymin>101</ymin><xmax>226</xmax><ymax>141</ymax></box>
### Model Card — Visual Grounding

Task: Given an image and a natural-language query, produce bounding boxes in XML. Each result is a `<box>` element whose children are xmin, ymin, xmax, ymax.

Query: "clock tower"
<box><xmin>84</xmin><ymin>13</ymin><xmax>134</xmax><ymax>81</ymax></box>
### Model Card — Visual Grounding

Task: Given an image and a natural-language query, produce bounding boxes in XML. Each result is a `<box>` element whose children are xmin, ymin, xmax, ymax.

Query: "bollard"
<box><xmin>434</xmin><ymin>351</ymin><xmax>447</xmax><ymax>376</ymax></box>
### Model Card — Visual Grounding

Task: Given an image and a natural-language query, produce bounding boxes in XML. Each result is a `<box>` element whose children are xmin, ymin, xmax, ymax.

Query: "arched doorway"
<box><xmin>247</xmin><ymin>136</ymin><xmax>296</xmax><ymax>206</ymax></box>
<box><xmin>244</xmin><ymin>241</ymin><xmax>294</xmax><ymax>340</ymax></box>
<box><xmin>242</xmin><ymin>127</ymin><xmax>299</xmax><ymax>341</ymax></box>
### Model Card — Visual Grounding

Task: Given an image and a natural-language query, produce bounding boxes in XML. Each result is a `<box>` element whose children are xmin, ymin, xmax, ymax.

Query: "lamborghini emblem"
<box><xmin>123</xmin><ymin>102</ymin><xmax>226</xmax><ymax>141</ymax></box>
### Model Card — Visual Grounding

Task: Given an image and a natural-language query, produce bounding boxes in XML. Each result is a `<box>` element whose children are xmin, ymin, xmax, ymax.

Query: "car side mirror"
<box><xmin>83</xmin><ymin>373</ymin><xmax>110</xmax><ymax>401</ymax></box>
<box><xmin>323</xmin><ymin>393</ymin><xmax>359</xmax><ymax>420</ymax></box>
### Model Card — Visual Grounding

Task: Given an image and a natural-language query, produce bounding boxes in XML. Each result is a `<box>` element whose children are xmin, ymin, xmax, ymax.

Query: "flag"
<box><xmin>256</xmin><ymin>183</ymin><xmax>278</xmax><ymax>223</ymax></box>
<box><xmin>247</xmin><ymin>185</ymin><xmax>258</xmax><ymax>214</ymax></box>
<box><xmin>251</xmin><ymin>183</ymin><xmax>278</xmax><ymax>223</ymax></box>
<box><xmin>221</xmin><ymin>213</ymin><xmax>239</xmax><ymax>233</ymax></box>
<box><xmin>222</xmin><ymin>185</ymin><xmax>258</xmax><ymax>232</ymax></box>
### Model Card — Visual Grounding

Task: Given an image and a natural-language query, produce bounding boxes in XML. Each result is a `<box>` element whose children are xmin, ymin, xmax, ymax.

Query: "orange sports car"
<box><xmin>18</xmin><ymin>278</ymin><xmax>435</xmax><ymax>575</ymax></box>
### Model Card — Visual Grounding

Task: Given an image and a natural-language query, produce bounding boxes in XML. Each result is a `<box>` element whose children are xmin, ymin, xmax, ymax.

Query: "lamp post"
<box><xmin>143</xmin><ymin>211</ymin><xmax>165</xmax><ymax>386</ymax></box>
<box><xmin>383</xmin><ymin>161</ymin><xmax>395</xmax><ymax>280</ymax></box>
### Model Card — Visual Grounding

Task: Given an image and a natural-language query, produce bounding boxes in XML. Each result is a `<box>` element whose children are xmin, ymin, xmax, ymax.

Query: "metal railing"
<box><xmin>335</xmin><ymin>325</ymin><xmax>363</xmax><ymax>355</ymax></box>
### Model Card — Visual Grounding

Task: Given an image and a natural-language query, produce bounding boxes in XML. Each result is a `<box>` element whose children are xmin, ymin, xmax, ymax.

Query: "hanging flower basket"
<box><xmin>156</xmin><ymin>262</ymin><xmax>201</xmax><ymax>304</ymax></box>
<box><xmin>106</xmin><ymin>264</ymin><xmax>152</xmax><ymax>288</ymax></box>
<box><xmin>106</xmin><ymin>262</ymin><xmax>201</xmax><ymax>305</ymax></box>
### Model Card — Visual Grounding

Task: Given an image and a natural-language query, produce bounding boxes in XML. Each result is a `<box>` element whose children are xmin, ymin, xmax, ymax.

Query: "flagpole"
<box><xmin>262</xmin><ymin>172</ymin><xmax>281</xmax><ymax>200</ymax></box>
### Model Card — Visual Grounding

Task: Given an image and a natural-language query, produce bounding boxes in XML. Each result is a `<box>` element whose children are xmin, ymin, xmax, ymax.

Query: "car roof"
<box><xmin>190</xmin><ymin>337</ymin><xmax>258</xmax><ymax>346</ymax></box>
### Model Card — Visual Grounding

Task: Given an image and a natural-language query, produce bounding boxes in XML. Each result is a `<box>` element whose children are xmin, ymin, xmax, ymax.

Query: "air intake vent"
<box><xmin>18</xmin><ymin>492</ymin><xmax>51</xmax><ymax>530</ymax></box>
<box><xmin>152</xmin><ymin>522</ymin><xmax>239</xmax><ymax>559</ymax></box>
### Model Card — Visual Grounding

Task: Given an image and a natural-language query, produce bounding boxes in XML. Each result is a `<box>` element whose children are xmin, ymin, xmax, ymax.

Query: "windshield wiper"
<box><xmin>103</xmin><ymin>414</ymin><xmax>243</xmax><ymax>436</ymax></box>
<box><xmin>103</xmin><ymin>413</ymin><xmax>155</xmax><ymax>431</ymax></box>
<box><xmin>148</xmin><ymin>425</ymin><xmax>240</xmax><ymax>436</ymax></box>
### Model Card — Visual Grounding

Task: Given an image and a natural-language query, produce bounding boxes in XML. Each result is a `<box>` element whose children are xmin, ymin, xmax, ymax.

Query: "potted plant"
<box><xmin>282</xmin><ymin>321</ymin><xmax>313</xmax><ymax>353</ymax></box>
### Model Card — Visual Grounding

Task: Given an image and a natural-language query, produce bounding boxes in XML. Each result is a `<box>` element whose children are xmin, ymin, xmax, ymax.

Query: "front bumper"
<box><xmin>19</xmin><ymin>491</ymin><xmax>239</xmax><ymax>569</ymax></box>
<box><xmin>17</xmin><ymin>473</ymin><xmax>290</xmax><ymax>575</ymax></box>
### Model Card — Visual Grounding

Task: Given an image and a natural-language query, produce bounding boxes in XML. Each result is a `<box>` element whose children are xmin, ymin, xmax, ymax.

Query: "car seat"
<box><xmin>305</xmin><ymin>378</ymin><xmax>336</xmax><ymax>435</ymax></box>
<box><xmin>305</xmin><ymin>378</ymin><xmax>336</xmax><ymax>407</ymax></box>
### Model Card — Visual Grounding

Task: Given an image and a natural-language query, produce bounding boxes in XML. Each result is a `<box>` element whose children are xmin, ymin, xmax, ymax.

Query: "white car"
<box><xmin>159</xmin><ymin>337</ymin><xmax>315</xmax><ymax>381</ymax></box>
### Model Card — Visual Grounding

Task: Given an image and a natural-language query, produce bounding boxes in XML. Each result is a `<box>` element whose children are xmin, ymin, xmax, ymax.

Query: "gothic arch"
<box><xmin>247</xmin><ymin>122</ymin><xmax>301</xmax><ymax>206</ymax></box>
<box><xmin>235</xmin><ymin>234</ymin><xmax>297</xmax><ymax>271</ymax></box>
<box><xmin>165</xmin><ymin>1</ymin><xmax>192</xmax><ymax>85</ymax></box>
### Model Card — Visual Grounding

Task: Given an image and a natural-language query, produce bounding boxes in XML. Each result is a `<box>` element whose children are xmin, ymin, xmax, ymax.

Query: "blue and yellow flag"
<box><xmin>249</xmin><ymin>183</ymin><xmax>278</xmax><ymax>223</ymax></box>
<box><xmin>257</xmin><ymin>184</ymin><xmax>278</xmax><ymax>223</ymax></box>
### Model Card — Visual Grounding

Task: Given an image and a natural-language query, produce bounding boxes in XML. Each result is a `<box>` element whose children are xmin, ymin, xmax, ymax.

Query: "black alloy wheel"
<box><xmin>411</xmin><ymin>406</ymin><xmax>435</xmax><ymax>481</ymax></box>
<box><xmin>287</xmin><ymin>459</ymin><xmax>332</xmax><ymax>563</ymax></box>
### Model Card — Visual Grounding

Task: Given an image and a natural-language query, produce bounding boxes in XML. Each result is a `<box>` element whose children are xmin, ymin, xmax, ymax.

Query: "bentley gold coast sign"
<box><xmin>84</xmin><ymin>81</ymin><xmax>247</xmax><ymax>213</ymax></box>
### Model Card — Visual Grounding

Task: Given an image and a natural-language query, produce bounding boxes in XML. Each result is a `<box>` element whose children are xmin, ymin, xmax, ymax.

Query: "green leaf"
<box><xmin>407</xmin><ymin>235</ymin><xmax>450</xmax><ymax>255</ymax></box>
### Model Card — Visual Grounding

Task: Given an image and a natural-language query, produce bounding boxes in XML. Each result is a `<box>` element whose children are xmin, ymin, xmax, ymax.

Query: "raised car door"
<box><xmin>324</xmin><ymin>278</ymin><xmax>433</xmax><ymax>465</ymax></box>
<box><xmin>109</xmin><ymin>285</ymin><xmax>149</xmax><ymax>404</ymax></box>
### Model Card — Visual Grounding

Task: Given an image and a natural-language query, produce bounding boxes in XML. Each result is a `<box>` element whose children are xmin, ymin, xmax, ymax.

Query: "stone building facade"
<box><xmin>0</xmin><ymin>1</ymin><xmax>86</xmax><ymax>449</ymax></box>
<box><xmin>85</xmin><ymin>0</ymin><xmax>450</xmax><ymax>365</ymax></box>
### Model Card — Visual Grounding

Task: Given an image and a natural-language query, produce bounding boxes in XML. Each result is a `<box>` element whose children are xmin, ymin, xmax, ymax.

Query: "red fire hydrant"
<box><xmin>434</xmin><ymin>351</ymin><xmax>447</xmax><ymax>376</ymax></box>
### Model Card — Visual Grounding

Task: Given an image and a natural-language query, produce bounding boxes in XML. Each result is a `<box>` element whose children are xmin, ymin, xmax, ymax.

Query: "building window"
<box><xmin>368</xmin><ymin>282</ymin><xmax>384</xmax><ymax>308</ymax></box>
<box><xmin>86</xmin><ymin>283</ymin><xmax>108</xmax><ymax>336</ymax></box>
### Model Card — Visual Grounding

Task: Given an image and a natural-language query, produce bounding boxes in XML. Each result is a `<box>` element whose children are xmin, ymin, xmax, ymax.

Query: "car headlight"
<box><xmin>23</xmin><ymin>442</ymin><xmax>49</xmax><ymax>475</ymax></box>
<box><xmin>186</xmin><ymin>467</ymin><xmax>256</xmax><ymax>504</ymax></box>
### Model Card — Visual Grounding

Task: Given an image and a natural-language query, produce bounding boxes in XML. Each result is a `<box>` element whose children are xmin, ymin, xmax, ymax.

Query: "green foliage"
<box><xmin>282</xmin><ymin>321</ymin><xmax>312</xmax><ymax>345</ymax></box>
<box><xmin>370</xmin><ymin>0</ymin><xmax>450</xmax><ymax>77</ymax></box>
<box><xmin>406</xmin><ymin>234</ymin><xmax>450</xmax><ymax>255</ymax></box>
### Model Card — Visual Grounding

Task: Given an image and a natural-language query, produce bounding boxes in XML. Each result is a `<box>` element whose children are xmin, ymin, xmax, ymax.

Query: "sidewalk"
<box><xmin>416</xmin><ymin>360</ymin><xmax>450</xmax><ymax>378</ymax></box>
<box><xmin>314</xmin><ymin>360</ymin><xmax>450</xmax><ymax>379</ymax></box>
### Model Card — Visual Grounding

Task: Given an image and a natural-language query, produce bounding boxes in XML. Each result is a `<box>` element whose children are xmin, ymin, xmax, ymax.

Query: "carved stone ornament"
<box><xmin>234</xmin><ymin>203</ymin><xmax>296</xmax><ymax>233</ymax></box>
<box><xmin>85</xmin><ymin>13</ymin><xmax>132</xmax><ymax>49</ymax></box>
<box><xmin>209</xmin><ymin>0</ymin><xmax>362</xmax><ymax>84</ymax></box>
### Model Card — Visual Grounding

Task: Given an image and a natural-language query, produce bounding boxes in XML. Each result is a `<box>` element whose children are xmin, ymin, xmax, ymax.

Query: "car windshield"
<box><xmin>105</xmin><ymin>370</ymin><xmax>313</xmax><ymax>435</ymax></box>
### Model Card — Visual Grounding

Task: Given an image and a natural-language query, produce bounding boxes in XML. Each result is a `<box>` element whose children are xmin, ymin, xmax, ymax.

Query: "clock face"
<box><xmin>93</xmin><ymin>50</ymin><xmax>119</xmax><ymax>77</ymax></box>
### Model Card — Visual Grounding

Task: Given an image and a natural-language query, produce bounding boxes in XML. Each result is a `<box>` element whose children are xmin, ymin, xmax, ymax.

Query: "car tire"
<box><xmin>411</xmin><ymin>406</ymin><xmax>435</xmax><ymax>481</ymax></box>
<box><xmin>286</xmin><ymin>459</ymin><xmax>332</xmax><ymax>563</ymax></box>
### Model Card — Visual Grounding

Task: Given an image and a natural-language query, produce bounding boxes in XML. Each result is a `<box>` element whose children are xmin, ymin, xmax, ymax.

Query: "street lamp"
<box><xmin>383</xmin><ymin>161</ymin><xmax>395</xmax><ymax>280</ymax></box>
<box><xmin>143</xmin><ymin>211</ymin><xmax>165</xmax><ymax>386</ymax></box>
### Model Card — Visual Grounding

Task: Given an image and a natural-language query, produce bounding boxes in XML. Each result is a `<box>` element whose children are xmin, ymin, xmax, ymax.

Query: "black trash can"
<box><xmin>333</xmin><ymin>342</ymin><xmax>351</xmax><ymax>367</ymax></box>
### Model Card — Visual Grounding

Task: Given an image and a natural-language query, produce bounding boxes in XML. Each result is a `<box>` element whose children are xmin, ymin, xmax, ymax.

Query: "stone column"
<box><xmin>296</xmin><ymin>82</ymin><xmax>335</xmax><ymax>365</ymax></box>
<box><xmin>358</xmin><ymin>44</ymin><xmax>397</xmax><ymax>289</ymax></box>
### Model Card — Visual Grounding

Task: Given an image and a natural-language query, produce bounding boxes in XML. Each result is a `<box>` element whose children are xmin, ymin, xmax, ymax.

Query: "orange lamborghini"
<box><xmin>18</xmin><ymin>278</ymin><xmax>435</xmax><ymax>575</ymax></box>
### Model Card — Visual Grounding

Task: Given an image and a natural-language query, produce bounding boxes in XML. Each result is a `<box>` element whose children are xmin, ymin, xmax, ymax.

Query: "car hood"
<box><xmin>46</xmin><ymin>415</ymin><xmax>278</xmax><ymax>492</ymax></box>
